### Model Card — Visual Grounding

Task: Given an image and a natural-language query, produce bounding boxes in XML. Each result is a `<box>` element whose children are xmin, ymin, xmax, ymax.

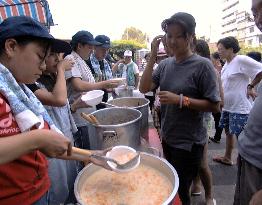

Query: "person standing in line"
<box><xmin>139</xmin><ymin>12</ymin><xmax>220</xmax><ymax>205</ymax></box>
<box><xmin>191</xmin><ymin>39</ymin><xmax>218</xmax><ymax>205</ymax></box>
<box><xmin>213</xmin><ymin>36</ymin><xmax>262</xmax><ymax>166</ymax></box>
<box><xmin>27</xmin><ymin>52</ymin><xmax>79</xmax><ymax>204</ymax></box>
<box><xmin>233</xmin><ymin>1</ymin><xmax>262</xmax><ymax>204</ymax></box>
<box><xmin>112</xmin><ymin>50</ymin><xmax>140</xmax><ymax>89</ymax></box>
<box><xmin>64</xmin><ymin>31</ymin><xmax>119</xmax><ymax>152</ymax></box>
<box><xmin>86</xmin><ymin>35</ymin><xmax>113</xmax><ymax>109</ymax></box>
<box><xmin>209</xmin><ymin>52</ymin><xmax>224</xmax><ymax>143</ymax></box>
<box><xmin>0</xmin><ymin>16</ymin><xmax>73</xmax><ymax>205</ymax></box>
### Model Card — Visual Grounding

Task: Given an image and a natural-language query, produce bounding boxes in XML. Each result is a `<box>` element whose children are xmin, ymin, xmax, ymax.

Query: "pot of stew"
<box><xmin>74</xmin><ymin>152</ymin><xmax>179</xmax><ymax>205</ymax></box>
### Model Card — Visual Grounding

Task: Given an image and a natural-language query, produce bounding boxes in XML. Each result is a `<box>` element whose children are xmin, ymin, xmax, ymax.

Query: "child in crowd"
<box><xmin>27</xmin><ymin>52</ymin><xmax>78</xmax><ymax>204</ymax></box>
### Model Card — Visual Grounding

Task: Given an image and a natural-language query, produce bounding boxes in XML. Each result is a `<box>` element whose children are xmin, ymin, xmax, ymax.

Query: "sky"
<box><xmin>48</xmin><ymin>0</ymin><xmax>252</xmax><ymax>44</ymax></box>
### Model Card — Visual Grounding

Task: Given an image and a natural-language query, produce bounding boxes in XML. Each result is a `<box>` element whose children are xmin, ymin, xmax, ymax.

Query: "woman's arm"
<box><xmin>70</xmin><ymin>78</ymin><xmax>119</xmax><ymax>92</ymax></box>
<box><xmin>0</xmin><ymin>129</ymin><xmax>71</xmax><ymax>164</ymax></box>
<box><xmin>139</xmin><ymin>35</ymin><xmax>162</xmax><ymax>93</ymax></box>
<box><xmin>35</xmin><ymin>59</ymin><xmax>73</xmax><ymax>106</ymax></box>
<box><xmin>158</xmin><ymin>91</ymin><xmax>220</xmax><ymax>113</ymax></box>
<box><xmin>112</xmin><ymin>59</ymin><xmax>124</xmax><ymax>73</ymax></box>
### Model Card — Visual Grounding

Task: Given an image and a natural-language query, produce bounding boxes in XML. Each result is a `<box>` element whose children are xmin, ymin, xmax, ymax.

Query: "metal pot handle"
<box><xmin>102</xmin><ymin>130</ymin><xmax>119</xmax><ymax>147</ymax></box>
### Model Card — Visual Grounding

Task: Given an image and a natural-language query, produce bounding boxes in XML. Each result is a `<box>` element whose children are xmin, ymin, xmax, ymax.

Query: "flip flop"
<box><xmin>213</xmin><ymin>156</ymin><xmax>233</xmax><ymax>166</ymax></box>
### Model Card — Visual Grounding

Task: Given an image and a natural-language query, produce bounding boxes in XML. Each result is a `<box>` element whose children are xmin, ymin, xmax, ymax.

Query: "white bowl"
<box><xmin>106</xmin><ymin>145</ymin><xmax>140</xmax><ymax>173</ymax></box>
<box><xmin>114</xmin><ymin>77</ymin><xmax>126</xmax><ymax>85</ymax></box>
<box><xmin>81</xmin><ymin>90</ymin><xmax>104</xmax><ymax>106</ymax></box>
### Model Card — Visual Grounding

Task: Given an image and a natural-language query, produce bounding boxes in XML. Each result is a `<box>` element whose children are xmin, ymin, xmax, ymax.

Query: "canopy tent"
<box><xmin>0</xmin><ymin>0</ymin><xmax>54</xmax><ymax>27</ymax></box>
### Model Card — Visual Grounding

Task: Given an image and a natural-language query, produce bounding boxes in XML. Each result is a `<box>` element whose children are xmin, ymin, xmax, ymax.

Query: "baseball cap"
<box><xmin>124</xmin><ymin>50</ymin><xmax>132</xmax><ymax>57</ymax></box>
<box><xmin>71</xmin><ymin>30</ymin><xmax>100</xmax><ymax>47</ymax></box>
<box><xmin>0</xmin><ymin>16</ymin><xmax>71</xmax><ymax>53</ymax></box>
<box><xmin>161</xmin><ymin>12</ymin><xmax>196</xmax><ymax>35</ymax></box>
<box><xmin>95</xmin><ymin>35</ymin><xmax>111</xmax><ymax>48</ymax></box>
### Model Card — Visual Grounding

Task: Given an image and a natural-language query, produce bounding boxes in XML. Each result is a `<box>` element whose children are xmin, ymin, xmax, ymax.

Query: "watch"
<box><xmin>247</xmin><ymin>84</ymin><xmax>254</xmax><ymax>89</ymax></box>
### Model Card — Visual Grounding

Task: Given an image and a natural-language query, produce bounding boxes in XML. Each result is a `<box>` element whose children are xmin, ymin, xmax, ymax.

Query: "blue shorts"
<box><xmin>219</xmin><ymin>111</ymin><xmax>248</xmax><ymax>137</ymax></box>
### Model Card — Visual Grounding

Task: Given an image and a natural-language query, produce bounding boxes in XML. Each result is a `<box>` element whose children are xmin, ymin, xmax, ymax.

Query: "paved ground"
<box><xmin>192</xmin><ymin>130</ymin><xmax>238</xmax><ymax>205</ymax></box>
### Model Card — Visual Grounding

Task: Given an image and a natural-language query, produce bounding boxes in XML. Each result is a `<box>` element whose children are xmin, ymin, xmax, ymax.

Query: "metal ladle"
<box><xmin>66</xmin><ymin>147</ymin><xmax>140</xmax><ymax>171</ymax></box>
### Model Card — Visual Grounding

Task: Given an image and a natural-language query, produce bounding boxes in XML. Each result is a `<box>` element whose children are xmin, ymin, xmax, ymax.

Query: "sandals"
<box><xmin>209</xmin><ymin>137</ymin><xmax>220</xmax><ymax>144</ymax></box>
<box><xmin>213</xmin><ymin>156</ymin><xmax>233</xmax><ymax>166</ymax></box>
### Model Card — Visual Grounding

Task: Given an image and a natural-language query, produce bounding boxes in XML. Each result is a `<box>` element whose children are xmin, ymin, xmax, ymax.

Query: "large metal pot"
<box><xmin>87</xmin><ymin>107</ymin><xmax>142</xmax><ymax>150</ymax></box>
<box><xmin>74</xmin><ymin>152</ymin><xmax>179</xmax><ymax>205</ymax></box>
<box><xmin>112</xmin><ymin>85</ymin><xmax>134</xmax><ymax>98</ymax></box>
<box><xmin>107</xmin><ymin>97</ymin><xmax>149</xmax><ymax>140</ymax></box>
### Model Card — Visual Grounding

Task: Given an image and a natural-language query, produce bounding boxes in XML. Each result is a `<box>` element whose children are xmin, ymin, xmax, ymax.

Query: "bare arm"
<box><xmin>34</xmin><ymin>59</ymin><xmax>73</xmax><ymax>107</ymax></box>
<box><xmin>158</xmin><ymin>91</ymin><xmax>220</xmax><ymax>113</ymax></box>
<box><xmin>0</xmin><ymin>129</ymin><xmax>71</xmax><ymax>164</ymax></box>
<box><xmin>70</xmin><ymin>77</ymin><xmax>117</xmax><ymax>92</ymax></box>
<box><xmin>134</xmin><ymin>73</ymin><xmax>139</xmax><ymax>89</ymax></box>
<box><xmin>139</xmin><ymin>35</ymin><xmax>162</xmax><ymax>93</ymax></box>
<box><xmin>217</xmin><ymin>72</ymin><xmax>224</xmax><ymax>108</ymax></box>
<box><xmin>247</xmin><ymin>71</ymin><xmax>262</xmax><ymax>100</ymax></box>
<box><xmin>112</xmin><ymin>59</ymin><xmax>124</xmax><ymax>73</ymax></box>
<box><xmin>250</xmin><ymin>71</ymin><xmax>262</xmax><ymax>87</ymax></box>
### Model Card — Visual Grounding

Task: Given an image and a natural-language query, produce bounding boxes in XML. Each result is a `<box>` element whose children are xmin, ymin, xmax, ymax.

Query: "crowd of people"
<box><xmin>0</xmin><ymin>0</ymin><xmax>262</xmax><ymax>205</ymax></box>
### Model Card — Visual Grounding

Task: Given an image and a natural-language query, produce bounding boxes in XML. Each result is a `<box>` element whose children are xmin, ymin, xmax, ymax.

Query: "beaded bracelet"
<box><xmin>183</xmin><ymin>96</ymin><xmax>190</xmax><ymax>107</ymax></box>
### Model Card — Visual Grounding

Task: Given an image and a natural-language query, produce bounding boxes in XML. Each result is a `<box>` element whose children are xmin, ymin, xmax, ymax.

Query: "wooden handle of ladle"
<box><xmin>59</xmin><ymin>147</ymin><xmax>92</xmax><ymax>163</ymax></box>
<box><xmin>81</xmin><ymin>112</ymin><xmax>96</xmax><ymax>124</ymax></box>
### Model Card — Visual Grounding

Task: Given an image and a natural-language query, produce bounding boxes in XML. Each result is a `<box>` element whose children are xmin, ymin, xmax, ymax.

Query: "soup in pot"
<box><xmin>80</xmin><ymin>164</ymin><xmax>173</xmax><ymax>205</ymax></box>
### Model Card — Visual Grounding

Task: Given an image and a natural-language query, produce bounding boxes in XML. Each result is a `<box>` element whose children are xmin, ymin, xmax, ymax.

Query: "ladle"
<box><xmin>65</xmin><ymin>147</ymin><xmax>140</xmax><ymax>171</ymax></box>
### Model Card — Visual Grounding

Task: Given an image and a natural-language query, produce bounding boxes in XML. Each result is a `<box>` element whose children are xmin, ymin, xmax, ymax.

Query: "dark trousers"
<box><xmin>162</xmin><ymin>141</ymin><xmax>204</xmax><ymax>205</ymax></box>
<box><xmin>145</xmin><ymin>95</ymin><xmax>155</xmax><ymax>111</ymax></box>
<box><xmin>73</xmin><ymin>126</ymin><xmax>90</xmax><ymax>171</ymax></box>
<box><xmin>212</xmin><ymin>112</ymin><xmax>223</xmax><ymax>141</ymax></box>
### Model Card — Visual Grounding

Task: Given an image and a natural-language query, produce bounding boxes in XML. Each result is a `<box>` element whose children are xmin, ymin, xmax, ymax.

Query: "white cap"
<box><xmin>124</xmin><ymin>50</ymin><xmax>132</xmax><ymax>57</ymax></box>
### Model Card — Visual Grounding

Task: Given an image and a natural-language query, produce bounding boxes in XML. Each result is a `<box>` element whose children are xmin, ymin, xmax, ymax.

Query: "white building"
<box><xmin>221</xmin><ymin>0</ymin><xmax>262</xmax><ymax>47</ymax></box>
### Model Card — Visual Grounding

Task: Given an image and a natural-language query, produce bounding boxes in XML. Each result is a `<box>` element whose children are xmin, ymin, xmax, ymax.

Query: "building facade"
<box><xmin>221</xmin><ymin>0</ymin><xmax>262</xmax><ymax>47</ymax></box>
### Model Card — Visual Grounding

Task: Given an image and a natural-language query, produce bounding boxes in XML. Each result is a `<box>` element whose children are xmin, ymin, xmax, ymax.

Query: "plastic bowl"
<box><xmin>106</xmin><ymin>145</ymin><xmax>140</xmax><ymax>173</ymax></box>
<box><xmin>81</xmin><ymin>90</ymin><xmax>104</xmax><ymax>106</ymax></box>
<box><xmin>114</xmin><ymin>77</ymin><xmax>126</xmax><ymax>86</ymax></box>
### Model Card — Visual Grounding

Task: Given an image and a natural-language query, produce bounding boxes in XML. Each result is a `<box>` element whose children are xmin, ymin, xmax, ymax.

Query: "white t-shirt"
<box><xmin>65</xmin><ymin>51</ymin><xmax>96</xmax><ymax>127</ymax></box>
<box><xmin>221</xmin><ymin>55</ymin><xmax>262</xmax><ymax>114</ymax></box>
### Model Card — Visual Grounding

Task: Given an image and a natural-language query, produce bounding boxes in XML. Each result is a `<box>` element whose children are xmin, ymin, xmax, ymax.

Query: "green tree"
<box><xmin>238</xmin><ymin>44</ymin><xmax>262</xmax><ymax>55</ymax></box>
<box><xmin>121</xmin><ymin>27</ymin><xmax>149</xmax><ymax>45</ymax></box>
<box><xmin>110</xmin><ymin>39</ymin><xmax>146</xmax><ymax>59</ymax></box>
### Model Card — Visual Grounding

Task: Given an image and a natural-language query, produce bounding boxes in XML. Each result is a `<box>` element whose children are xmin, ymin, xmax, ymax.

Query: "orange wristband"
<box><xmin>183</xmin><ymin>96</ymin><xmax>190</xmax><ymax>107</ymax></box>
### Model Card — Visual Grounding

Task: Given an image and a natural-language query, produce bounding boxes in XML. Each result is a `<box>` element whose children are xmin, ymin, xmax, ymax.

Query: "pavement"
<box><xmin>192</xmin><ymin>130</ymin><xmax>238</xmax><ymax>205</ymax></box>
<box><xmin>148</xmin><ymin>113</ymin><xmax>238</xmax><ymax>205</ymax></box>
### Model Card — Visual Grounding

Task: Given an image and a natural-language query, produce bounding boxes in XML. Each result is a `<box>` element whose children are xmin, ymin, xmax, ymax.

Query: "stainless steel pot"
<box><xmin>87</xmin><ymin>107</ymin><xmax>142</xmax><ymax>150</ymax></box>
<box><xmin>113</xmin><ymin>85</ymin><xmax>134</xmax><ymax>98</ymax></box>
<box><xmin>107</xmin><ymin>97</ymin><xmax>150</xmax><ymax>140</ymax></box>
<box><xmin>74</xmin><ymin>152</ymin><xmax>179</xmax><ymax>205</ymax></box>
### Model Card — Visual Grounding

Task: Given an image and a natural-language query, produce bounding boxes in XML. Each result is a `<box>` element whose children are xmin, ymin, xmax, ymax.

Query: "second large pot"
<box><xmin>87</xmin><ymin>107</ymin><xmax>142</xmax><ymax>150</ymax></box>
<box><xmin>107</xmin><ymin>97</ymin><xmax>150</xmax><ymax>140</ymax></box>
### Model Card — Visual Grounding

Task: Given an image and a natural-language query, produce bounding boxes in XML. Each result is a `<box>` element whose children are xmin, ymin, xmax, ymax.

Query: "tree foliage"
<box><xmin>238</xmin><ymin>44</ymin><xmax>262</xmax><ymax>55</ymax></box>
<box><xmin>121</xmin><ymin>27</ymin><xmax>149</xmax><ymax>45</ymax></box>
<box><xmin>110</xmin><ymin>39</ymin><xmax>147</xmax><ymax>59</ymax></box>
